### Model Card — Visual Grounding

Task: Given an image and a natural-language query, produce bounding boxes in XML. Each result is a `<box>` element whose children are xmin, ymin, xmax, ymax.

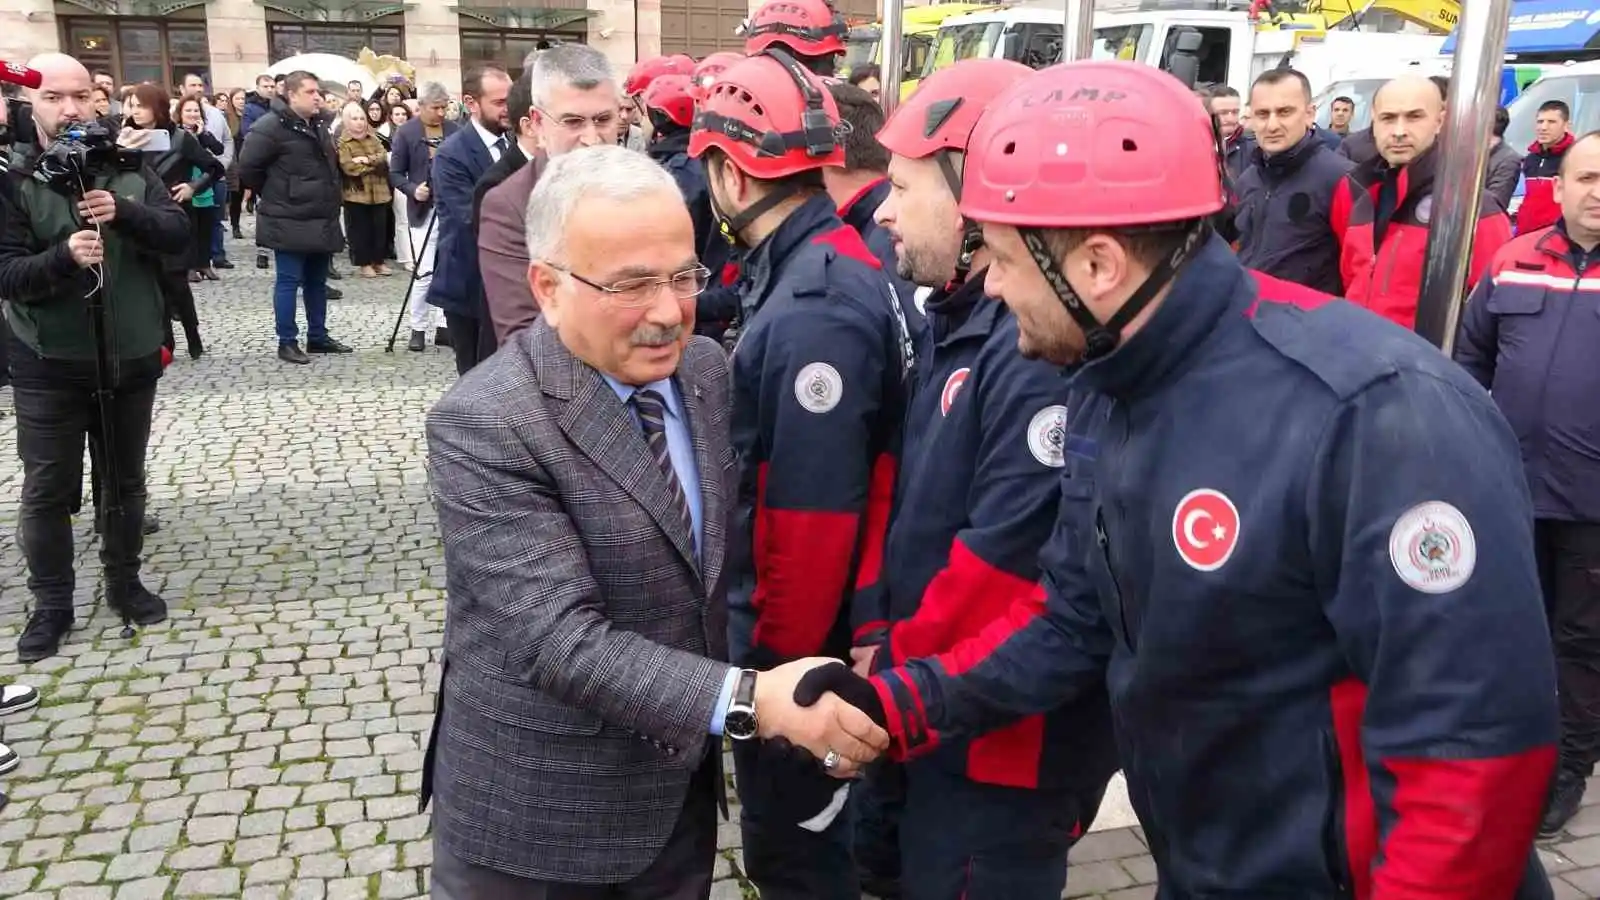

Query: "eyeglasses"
<box><xmin>549</xmin><ymin>263</ymin><xmax>712</xmax><ymax>308</ymax></box>
<box><xmin>535</xmin><ymin>106</ymin><xmax>618</xmax><ymax>133</ymax></box>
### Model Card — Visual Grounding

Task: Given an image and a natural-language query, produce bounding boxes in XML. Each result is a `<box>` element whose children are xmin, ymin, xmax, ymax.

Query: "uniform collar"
<box><xmin>647</xmin><ymin>129</ymin><xmax>691</xmax><ymax>161</ymax></box>
<box><xmin>1252</xmin><ymin>129</ymin><xmax>1321</xmax><ymax>174</ymax></box>
<box><xmin>925</xmin><ymin>267</ymin><xmax>1002</xmax><ymax>347</ymax></box>
<box><xmin>1073</xmin><ymin>235</ymin><xmax>1249</xmax><ymax>402</ymax></box>
<box><xmin>837</xmin><ymin>178</ymin><xmax>888</xmax><ymax>233</ymax></box>
<box><xmin>744</xmin><ymin>193</ymin><xmax>840</xmax><ymax>297</ymax></box>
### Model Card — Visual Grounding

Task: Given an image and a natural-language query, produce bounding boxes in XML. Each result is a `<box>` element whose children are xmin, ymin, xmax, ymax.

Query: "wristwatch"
<box><xmin>724</xmin><ymin>669</ymin><xmax>759</xmax><ymax>741</ymax></box>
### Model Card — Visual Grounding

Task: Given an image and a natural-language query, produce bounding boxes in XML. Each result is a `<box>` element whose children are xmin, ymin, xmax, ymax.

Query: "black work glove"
<box><xmin>794</xmin><ymin>661</ymin><xmax>887</xmax><ymax>728</ymax></box>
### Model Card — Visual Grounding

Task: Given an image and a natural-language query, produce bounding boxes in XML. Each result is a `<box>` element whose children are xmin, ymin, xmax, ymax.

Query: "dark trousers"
<box><xmin>11</xmin><ymin>350</ymin><xmax>157</xmax><ymax>613</ymax></box>
<box><xmin>273</xmin><ymin>251</ymin><xmax>330</xmax><ymax>346</ymax></box>
<box><xmin>443</xmin><ymin>311</ymin><xmax>496</xmax><ymax>376</ymax></box>
<box><xmin>900</xmin><ymin>762</ymin><xmax>1095</xmax><ymax>900</ymax></box>
<box><xmin>209</xmin><ymin>181</ymin><xmax>228</xmax><ymax>261</ymax></box>
<box><xmin>156</xmin><ymin>268</ymin><xmax>201</xmax><ymax>353</ymax></box>
<box><xmin>854</xmin><ymin>760</ymin><xmax>905</xmax><ymax>885</ymax></box>
<box><xmin>430</xmin><ymin>757</ymin><xmax>717</xmax><ymax>900</ymax></box>
<box><xmin>1537</xmin><ymin>518</ymin><xmax>1600</xmax><ymax>777</ymax></box>
<box><xmin>227</xmin><ymin>183</ymin><xmax>243</xmax><ymax>234</ymax></box>
<box><xmin>189</xmin><ymin>205</ymin><xmax>218</xmax><ymax>271</ymax></box>
<box><xmin>345</xmin><ymin>202</ymin><xmax>388</xmax><ymax>267</ymax></box>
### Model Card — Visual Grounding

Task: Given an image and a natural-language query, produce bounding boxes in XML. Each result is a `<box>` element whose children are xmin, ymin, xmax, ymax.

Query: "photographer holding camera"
<box><xmin>0</xmin><ymin>54</ymin><xmax>189</xmax><ymax>662</ymax></box>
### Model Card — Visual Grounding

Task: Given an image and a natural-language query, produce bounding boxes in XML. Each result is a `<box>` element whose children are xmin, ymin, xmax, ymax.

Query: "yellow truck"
<box><xmin>841</xmin><ymin>2</ymin><xmax>999</xmax><ymax>97</ymax></box>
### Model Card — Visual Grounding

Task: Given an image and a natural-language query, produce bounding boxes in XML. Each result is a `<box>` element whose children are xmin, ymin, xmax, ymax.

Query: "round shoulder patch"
<box><xmin>794</xmin><ymin>362</ymin><xmax>843</xmax><ymax>414</ymax></box>
<box><xmin>940</xmin><ymin>368</ymin><xmax>971</xmax><ymax>417</ymax></box>
<box><xmin>1026</xmin><ymin>405</ymin><xmax>1068</xmax><ymax>468</ymax></box>
<box><xmin>1388</xmin><ymin>501</ymin><xmax>1476</xmax><ymax>594</ymax></box>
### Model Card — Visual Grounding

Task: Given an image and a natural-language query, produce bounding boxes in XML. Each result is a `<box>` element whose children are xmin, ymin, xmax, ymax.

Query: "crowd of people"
<box><xmin>0</xmin><ymin>0</ymin><xmax>1597</xmax><ymax>891</ymax></box>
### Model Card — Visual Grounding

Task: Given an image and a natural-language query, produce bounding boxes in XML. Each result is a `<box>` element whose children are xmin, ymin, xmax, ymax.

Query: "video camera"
<box><xmin>31</xmin><ymin>120</ymin><xmax>138</xmax><ymax>194</ymax></box>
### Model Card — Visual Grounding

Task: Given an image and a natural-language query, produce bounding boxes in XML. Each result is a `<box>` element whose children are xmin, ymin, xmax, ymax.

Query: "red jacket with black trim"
<box><xmin>869</xmin><ymin>240</ymin><xmax>1559</xmax><ymax>899</ymax></box>
<box><xmin>1340</xmin><ymin>145</ymin><xmax>1512</xmax><ymax>329</ymax></box>
<box><xmin>727</xmin><ymin>193</ymin><xmax>915</xmax><ymax>665</ymax></box>
<box><xmin>1516</xmin><ymin>132</ymin><xmax>1573</xmax><ymax>235</ymax></box>
<box><xmin>866</xmin><ymin>272</ymin><xmax>1116</xmax><ymax>795</ymax></box>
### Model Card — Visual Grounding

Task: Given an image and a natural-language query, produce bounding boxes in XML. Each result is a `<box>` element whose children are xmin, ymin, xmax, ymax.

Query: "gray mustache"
<box><xmin>632</xmin><ymin>325</ymin><xmax>683</xmax><ymax>347</ymax></box>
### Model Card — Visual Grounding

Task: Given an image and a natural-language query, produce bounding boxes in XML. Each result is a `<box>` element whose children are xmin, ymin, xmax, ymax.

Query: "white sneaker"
<box><xmin>0</xmin><ymin>684</ymin><xmax>39</xmax><ymax>717</ymax></box>
<box><xmin>0</xmin><ymin>741</ymin><xmax>17</xmax><ymax>776</ymax></box>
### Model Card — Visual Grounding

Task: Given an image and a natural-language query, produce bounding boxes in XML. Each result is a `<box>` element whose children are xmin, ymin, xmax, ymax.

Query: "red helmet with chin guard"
<box><xmin>689</xmin><ymin>52</ymin><xmax>744</xmax><ymax>103</ymax></box>
<box><xmin>688</xmin><ymin>49</ymin><xmax>845</xmax><ymax>179</ymax></box>
<box><xmin>744</xmin><ymin>0</ymin><xmax>849</xmax><ymax>58</ymax></box>
<box><xmin>642</xmin><ymin>74</ymin><xmax>696</xmax><ymax>128</ymax></box>
<box><xmin>624</xmin><ymin>54</ymin><xmax>695</xmax><ymax>97</ymax></box>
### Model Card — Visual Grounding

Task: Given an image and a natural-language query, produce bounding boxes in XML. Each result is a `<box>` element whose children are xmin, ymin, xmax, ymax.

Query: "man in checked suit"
<box><xmin>424</xmin><ymin>144</ymin><xmax>886</xmax><ymax>899</ymax></box>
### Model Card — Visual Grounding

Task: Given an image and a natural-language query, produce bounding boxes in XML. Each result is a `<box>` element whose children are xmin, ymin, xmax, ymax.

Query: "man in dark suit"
<box><xmin>425</xmin><ymin>65</ymin><xmax>512</xmax><ymax>375</ymax></box>
<box><xmin>425</xmin><ymin>143</ymin><xmax>884</xmax><ymax>899</ymax></box>
<box><xmin>389</xmin><ymin>81</ymin><xmax>459</xmax><ymax>352</ymax></box>
<box><xmin>480</xmin><ymin>44</ymin><xmax>622</xmax><ymax>347</ymax></box>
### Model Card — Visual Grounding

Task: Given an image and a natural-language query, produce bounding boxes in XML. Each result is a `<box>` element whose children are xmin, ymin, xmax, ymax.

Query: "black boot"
<box><xmin>17</xmin><ymin>608</ymin><xmax>73</xmax><ymax>663</ymax></box>
<box><xmin>435</xmin><ymin>326</ymin><xmax>451</xmax><ymax>348</ymax></box>
<box><xmin>327</xmin><ymin>287</ymin><xmax>344</xmax><ymax>300</ymax></box>
<box><xmin>407</xmin><ymin>330</ymin><xmax>425</xmax><ymax>352</ymax></box>
<box><xmin>108</xmin><ymin>581</ymin><xmax>168</xmax><ymax>627</ymax></box>
<box><xmin>255</xmin><ymin>251</ymin><xmax>270</xmax><ymax>270</ymax></box>
<box><xmin>1540</xmin><ymin>769</ymin><xmax>1587</xmax><ymax>838</ymax></box>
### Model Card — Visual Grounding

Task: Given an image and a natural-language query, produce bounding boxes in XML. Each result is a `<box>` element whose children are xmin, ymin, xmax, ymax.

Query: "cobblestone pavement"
<box><xmin>0</xmin><ymin>231</ymin><xmax>1591</xmax><ymax>899</ymax></box>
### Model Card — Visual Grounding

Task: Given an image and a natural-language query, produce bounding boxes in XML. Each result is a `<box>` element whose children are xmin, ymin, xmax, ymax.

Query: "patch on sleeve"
<box><xmin>794</xmin><ymin>362</ymin><xmax>843</xmax><ymax>414</ymax></box>
<box><xmin>940</xmin><ymin>368</ymin><xmax>971</xmax><ymax>416</ymax></box>
<box><xmin>1026</xmin><ymin>405</ymin><xmax>1068</xmax><ymax>468</ymax></box>
<box><xmin>1388</xmin><ymin>501</ymin><xmax>1476</xmax><ymax>594</ymax></box>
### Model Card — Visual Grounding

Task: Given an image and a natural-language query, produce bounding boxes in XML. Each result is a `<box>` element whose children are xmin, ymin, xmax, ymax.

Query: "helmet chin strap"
<box><xmin>706</xmin><ymin>161</ymin><xmax>800</xmax><ymax>248</ymax></box>
<box><xmin>1018</xmin><ymin>224</ymin><xmax>1210</xmax><ymax>362</ymax></box>
<box><xmin>934</xmin><ymin>151</ymin><xmax>984</xmax><ymax>285</ymax></box>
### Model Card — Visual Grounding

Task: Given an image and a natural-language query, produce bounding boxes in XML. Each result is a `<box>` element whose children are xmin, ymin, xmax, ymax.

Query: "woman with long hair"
<box><xmin>225</xmin><ymin>88</ymin><xmax>248</xmax><ymax>239</ymax></box>
<box><xmin>177</xmin><ymin>96</ymin><xmax>224</xmax><ymax>283</ymax></box>
<box><xmin>386</xmin><ymin>103</ymin><xmax>414</xmax><ymax>270</ymax></box>
<box><xmin>90</xmin><ymin>86</ymin><xmax>111</xmax><ymax>119</ymax></box>
<box><xmin>336</xmin><ymin>102</ymin><xmax>393</xmax><ymax>278</ymax></box>
<box><xmin>124</xmin><ymin>83</ymin><xmax>219</xmax><ymax>358</ymax></box>
<box><xmin>382</xmin><ymin>84</ymin><xmax>407</xmax><ymax>109</ymax></box>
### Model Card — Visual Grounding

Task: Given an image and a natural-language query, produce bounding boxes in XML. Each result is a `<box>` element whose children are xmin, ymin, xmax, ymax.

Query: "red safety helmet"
<box><xmin>744</xmin><ymin>0</ymin><xmax>849</xmax><ymax>57</ymax></box>
<box><xmin>961</xmin><ymin>61</ymin><xmax>1226</xmax><ymax>229</ymax></box>
<box><xmin>878</xmin><ymin>59</ymin><xmax>1034</xmax><ymax>162</ymax></box>
<box><xmin>689</xmin><ymin>49</ymin><xmax>845</xmax><ymax>179</ymax></box>
<box><xmin>689</xmin><ymin>52</ymin><xmax>744</xmax><ymax>103</ymax></box>
<box><xmin>642</xmin><ymin>74</ymin><xmax>696</xmax><ymax>128</ymax></box>
<box><xmin>624</xmin><ymin>54</ymin><xmax>695</xmax><ymax>97</ymax></box>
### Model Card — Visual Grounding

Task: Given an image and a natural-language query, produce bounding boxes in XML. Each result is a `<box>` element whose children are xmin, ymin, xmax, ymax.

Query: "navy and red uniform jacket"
<box><xmin>729</xmin><ymin>193</ymin><xmax>915</xmax><ymax>664</ymax></box>
<box><xmin>1456</xmin><ymin>224</ymin><xmax>1600</xmax><ymax>525</ymax></box>
<box><xmin>862</xmin><ymin>272</ymin><xmax>1117</xmax><ymax>794</ymax></box>
<box><xmin>1515</xmin><ymin>132</ymin><xmax>1573</xmax><ymax>235</ymax></box>
<box><xmin>838</xmin><ymin>177</ymin><xmax>927</xmax><ymax>344</ymax></box>
<box><xmin>1339</xmin><ymin>144</ymin><xmax>1512</xmax><ymax>329</ymax></box>
<box><xmin>870</xmin><ymin>237</ymin><xmax>1559</xmax><ymax>899</ymax></box>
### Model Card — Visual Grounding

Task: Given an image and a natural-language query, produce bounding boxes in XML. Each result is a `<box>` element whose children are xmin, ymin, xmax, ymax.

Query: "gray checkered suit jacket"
<box><xmin>422</xmin><ymin>319</ymin><xmax>737</xmax><ymax>883</ymax></box>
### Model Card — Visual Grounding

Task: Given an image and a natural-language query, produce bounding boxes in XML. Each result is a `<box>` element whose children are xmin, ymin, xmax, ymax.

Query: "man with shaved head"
<box><xmin>1338</xmin><ymin>73</ymin><xmax>1512</xmax><ymax>328</ymax></box>
<box><xmin>0</xmin><ymin>53</ymin><xmax>190</xmax><ymax>660</ymax></box>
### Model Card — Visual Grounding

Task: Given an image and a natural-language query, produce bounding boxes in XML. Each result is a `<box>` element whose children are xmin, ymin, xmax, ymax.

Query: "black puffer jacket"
<box><xmin>236</xmin><ymin>99</ymin><xmax>344</xmax><ymax>255</ymax></box>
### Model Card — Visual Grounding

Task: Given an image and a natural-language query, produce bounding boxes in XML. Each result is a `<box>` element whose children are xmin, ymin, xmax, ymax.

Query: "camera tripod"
<box><xmin>384</xmin><ymin>212</ymin><xmax>437</xmax><ymax>353</ymax></box>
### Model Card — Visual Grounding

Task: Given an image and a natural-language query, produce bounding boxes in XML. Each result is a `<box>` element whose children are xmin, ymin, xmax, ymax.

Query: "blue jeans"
<box><xmin>210</xmin><ymin>181</ymin><xmax>227</xmax><ymax>261</ymax></box>
<box><xmin>274</xmin><ymin>251</ymin><xmax>330</xmax><ymax>346</ymax></box>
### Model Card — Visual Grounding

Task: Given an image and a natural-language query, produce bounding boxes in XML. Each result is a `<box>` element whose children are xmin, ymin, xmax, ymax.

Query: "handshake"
<box><xmin>751</xmin><ymin>658</ymin><xmax>890</xmax><ymax>778</ymax></box>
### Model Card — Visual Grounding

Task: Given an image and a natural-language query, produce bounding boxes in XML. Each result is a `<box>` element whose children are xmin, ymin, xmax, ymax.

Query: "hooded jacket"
<box><xmin>1516</xmin><ymin>131</ymin><xmax>1574</xmax><ymax>234</ymax></box>
<box><xmin>236</xmin><ymin>98</ymin><xmax>345</xmax><ymax>255</ymax></box>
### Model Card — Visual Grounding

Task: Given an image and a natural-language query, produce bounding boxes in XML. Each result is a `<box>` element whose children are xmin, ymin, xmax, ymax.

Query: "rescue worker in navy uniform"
<box><xmin>640</xmin><ymin>73</ymin><xmax>739</xmax><ymax>343</ymax></box>
<box><xmin>859</xmin><ymin>58</ymin><xmax>1118</xmax><ymax>900</ymax></box>
<box><xmin>743</xmin><ymin>0</ymin><xmax>850</xmax><ymax>77</ymax></box>
<box><xmin>689</xmin><ymin>49</ymin><xmax>912</xmax><ymax>900</ymax></box>
<box><xmin>1234</xmin><ymin>67</ymin><xmax>1357</xmax><ymax>294</ymax></box>
<box><xmin>793</xmin><ymin>61</ymin><xmax>1561</xmax><ymax>899</ymax></box>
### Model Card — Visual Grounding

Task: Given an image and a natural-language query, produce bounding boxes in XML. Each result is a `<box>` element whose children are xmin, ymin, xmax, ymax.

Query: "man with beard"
<box><xmin>479</xmin><ymin>46</ymin><xmax>618</xmax><ymax>345</ymax></box>
<box><xmin>688</xmin><ymin>49</ymin><xmax>914</xmax><ymax>900</ymax></box>
<box><xmin>794</xmin><ymin>60</ymin><xmax>1560</xmax><ymax>900</ymax></box>
<box><xmin>861</xmin><ymin>58</ymin><xmax>1118</xmax><ymax>900</ymax></box>
<box><xmin>426</xmin><ymin>65</ymin><xmax>511</xmax><ymax>374</ymax></box>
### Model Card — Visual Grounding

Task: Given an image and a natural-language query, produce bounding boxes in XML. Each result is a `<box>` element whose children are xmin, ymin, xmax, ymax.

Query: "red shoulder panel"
<box><xmin>1245</xmin><ymin>270</ymin><xmax>1338</xmax><ymax>317</ymax></box>
<box><xmin>813</xmin><ymin>224</ymin><xmax>883</xmax><ymax>270</ymax></box>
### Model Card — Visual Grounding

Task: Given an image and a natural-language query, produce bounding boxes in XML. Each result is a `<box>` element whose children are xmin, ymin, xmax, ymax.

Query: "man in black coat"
<box><xmin>237</xmin><ymin>70</ymin><xmax>354</xmax><ymax>364</ymax></box>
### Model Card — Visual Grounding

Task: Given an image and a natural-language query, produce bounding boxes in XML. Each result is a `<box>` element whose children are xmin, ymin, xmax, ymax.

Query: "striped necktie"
<box><xmin>632</xmin><ymin>389</ymin><xmax>693</xmax><ymax>541</ymax></box>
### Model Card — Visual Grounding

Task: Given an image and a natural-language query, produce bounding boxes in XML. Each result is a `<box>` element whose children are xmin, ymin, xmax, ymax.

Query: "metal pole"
<box><xmin>1412</xmin><ymin>0</ymin><xmax>1512</xmax><ymax>352</ymax></box>
<box><xmin>881</xmin><ymin>0</ymin><xmax>905</xmax><ymax>115</ymax></box>
<box><xmin>1062</xmin><ymin>0</ymin><xmax>1096</xmax><ymax>63</ymax></box>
